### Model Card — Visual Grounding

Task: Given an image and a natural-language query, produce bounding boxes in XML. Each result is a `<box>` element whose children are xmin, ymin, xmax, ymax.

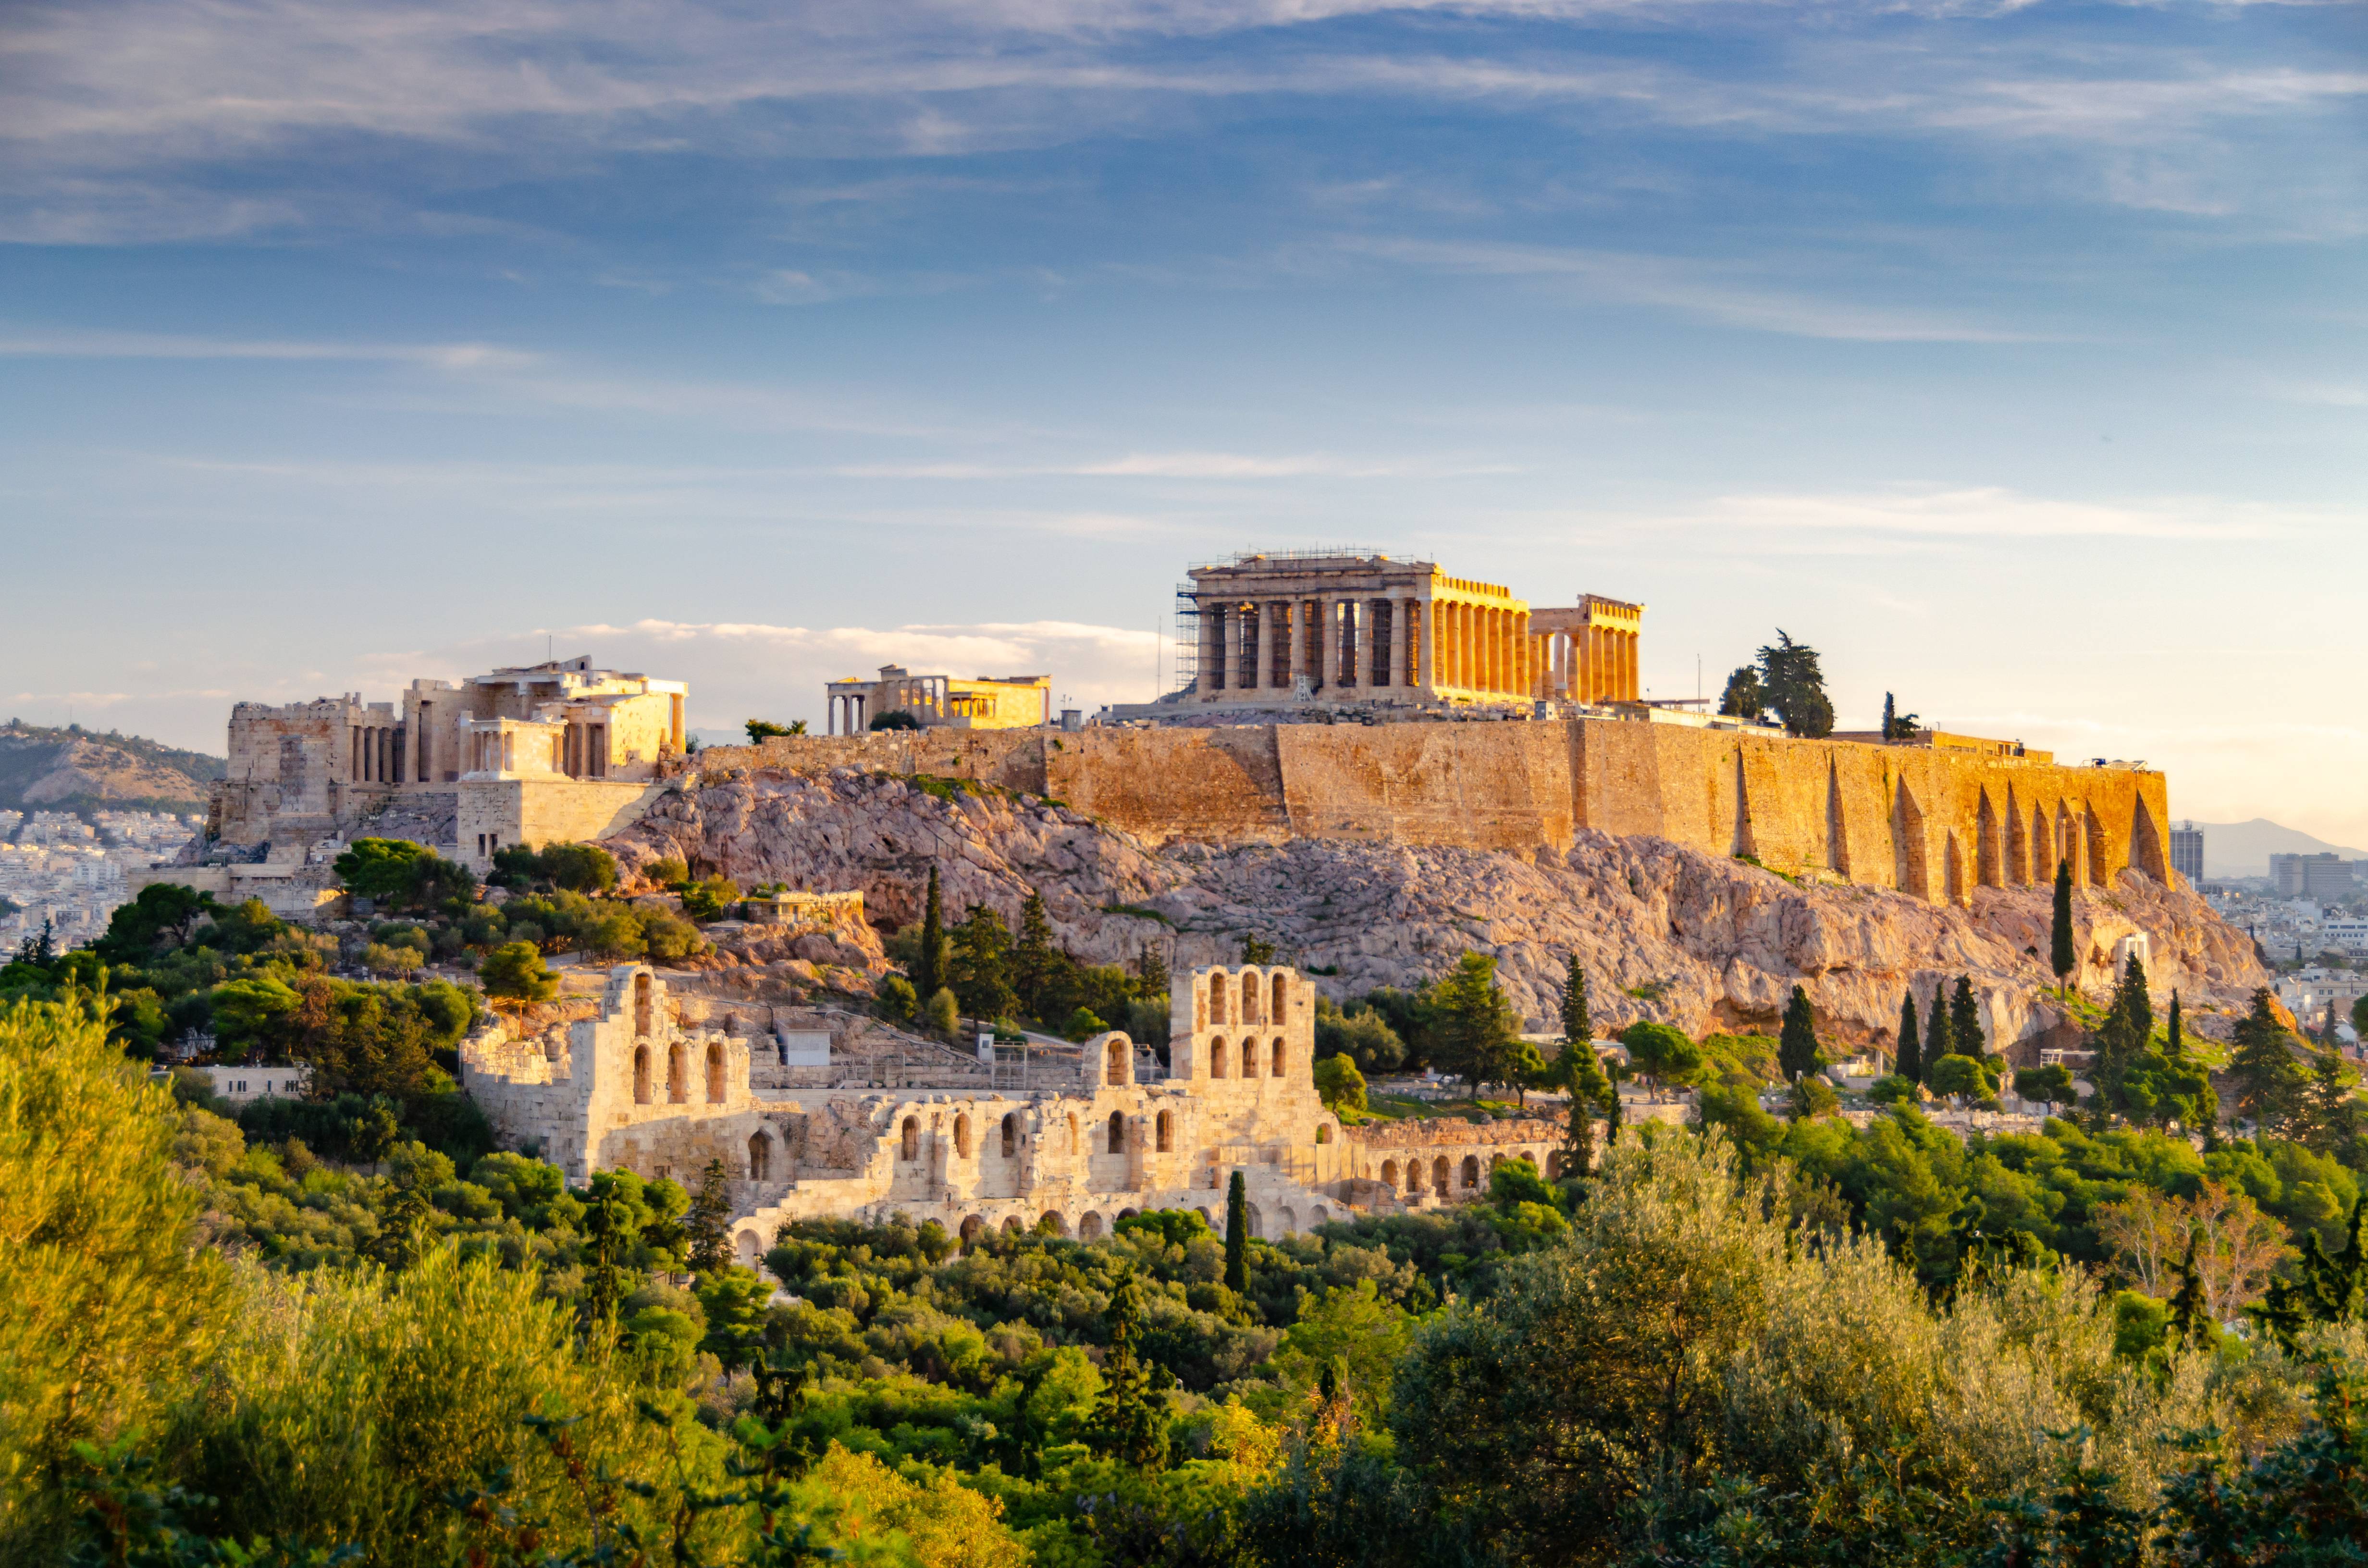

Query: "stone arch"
<box><xmin>1119</xmin><ymin>1207</ymin><xmax>1138</xmax><ymax>1221</ymax></box>
<box><xmin>1407</xmin><ymin>1160</ymin><xmax>1425</xmax><ymax>1194</ymax></box>
<box><xmin>1241</xmin><ymin>1037</ymin><xmax>1260</xmax><ymax>1078</ymax></box>
<box><xmin>1210</xmin><ymin>976</ymin><xmax>1229</xmax><ymax>1026</ymax></box>
<box><xmin>1279</xmin><ymin>1207</ymin><xmax>1296</xmax><ymax>1235</ymax></box>
<box><xmin>1038</xmin><ymin>1211</ymin><xmax>1069</xmax><ymax>1237</ymax></box>
<box><xmin>900</xmin><ymin>1116</ymin><xmax>919</xmax><ymax>1161</ymax></box>
<box><xmin>1105</xmin><ymin>1038</ymin><xmax>1128</xmax><ymax>1086</ymax></box>
<box><xmin>1311</xmin><ymin>1204</ymin><xmax>1329</xmax><ymax>1225</ymax></box>
<box><xmin>1156</xmin><ymin>1110</ymin><xmax>1173</xmax><ymax>1152</ymax></box>
<box><xmin>666</xmin><ymin>1042</ymin><xmax>686</xmax><ymax>1103</ymax></box>
<box><xmin>954</xmin><ymin>1114</ymin><xmax>972</xmax><ymax>1158</ymax></box>
<box><xmin>1315</xmin><ymin>1124</ymin><xmax>1331</xmax><ymax>1144</ymax></box>
<box><xmin>705</xmin><ymin>1041</ymin><xmax>726</xmax><ymax>1104</ymax></box>
<box><xmin>1196</xmin><ymin>1206</ymin><xmax>1212</xmax><ymax>1224</ymax></box>
<box><xmin>1244</xmin><ymin>1201</ymin><xmax>1263</xmax><ymax>1238</ymax></box>
<box><xmin>1490</xmin><ymin>1153</ymin><xmax>1505</xmax><ymax>1172</ymax></box>
<box><xmin>1270</xmin><ymin>1036</ymin><xmax>1286</xmax><ymax>1077</ymax></box>
<box><xmin>735</xmin><ymin>1229</ymin><xmax>764</xmax><ymax>1268</ymax></box>
<box><xmin>1000</xmin><ymin>1215</ymin><xmax>1023</xmax><ymax>1234</ymax></box>
<box><xmin>1271</xmin><ymin>972</ymin><xmax>1288</xmax><ymax>1021</ymax></box>
<box><xmin>1241</xmin><ymin>969</ymin><xmax>1263</xmax><ymax>1025</ymax></box>
<box><xmin>1977</xmin><ymin>789</ymin><xmax>2002</xmax><ymax>889</ymax></box>
<box><xmin>1381</xmin><ymin>1158</ymin><xmax>1400</xmax><ymax>1188</ymax></box>
<box><xmin>1546</xmin><ymin>1149</ymin><xmax>1564</xmax><ymax>1178</ymax></box>
<box><xmin>748</xmin><ymin>1129</ymin><xmax>772</xmax><ymax>1181</ymax></box>
<box><xmin>1461</xmin><ymin>1155</ymin><xmax>1480</xmax><ymax>1189</ymax></box>
<box><xmin>633</xmin><ymin>1045</ymin><xmax>651</xmax><ymax>1105</ymax></box>
<box><xmin>1433</xmin><ymin>1155</ymin><xmax>1449</xmax><ymax>1192</ymax></box>
<box><xmin>1001</xmin><ymin>1113</ymin><xmax>1018</xmax><ymax>1158</ymax></box>
<box><xmin>1107</xmin><ymin>1111</ymin><xmax>1126</xmax><ymax>1154</ymax></box>
<box><xmin>1209</xmin><ymin>1037</ymin><xmax>1228</xmax><ymax>1079</ymax></box>
<box><xmin>1079</xmin><ymin>1212</ymin><xmax>1104</xmax><ymax>1239</ymax></box>
<box><xmin>960</xmin><ymin>1214</ymin><xmax>985</xmax><ymax>1242</ymax></box>
<box><xmin>634</xmin><ymin>970</ymin><xmax>653</xmax><ymax>1036</ymax></box>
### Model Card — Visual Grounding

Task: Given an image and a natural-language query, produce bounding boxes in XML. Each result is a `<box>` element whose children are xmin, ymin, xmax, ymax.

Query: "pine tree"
<box><xmin>1561</xmin><ymin>1087</ymin><xmax>1596</xmax><ymax>1180</ymax></box>
<box><xmin>580</xmin><ymin>1184</ymin><xmax>635</xmax><ymax>1337</ymax></box>
<box><xmin>1778</xmin><ymin>985</ymin><xmax>1820</xmax><ymax>1082</ymax></box>
<box><xmin>1950</xmin><ymin>976</ymin><xmax>1984</xmax><ymax>1059</ymax></box>
<box><xmin>1558</xmin><ymin>954</ymin><xmax>1592</xmax><ymax>1046</ymax></box>
<box><xmin>1013</xmin><ymin>888</ymin><xmax>1057</xmax><ymax>1021</ymax></box>
<box><xmin>1895</xmin><ymin>991</ymin><xmax>1922</xmax><ymax>1085</ymax></box>
<box><xmin>2254</xmin><ymin>1199</ymin><xmax>2368</xmax><ymax>1351</ymax></box>
<box><xmin>1223</xmin><ymin>1170</ymin><xmax>1249</xmax><ymax>1294</ymax></box>
<box><xmin>2228</xmin><ymin>987</ymin><xmax>2306</xmax><ymax>1135</ymax></box>
<box><xmin>1436</xmin><ymin>951</ymin><xmax>1520</xmax><ymax>1098</ymax></box>
<box><xmin>1135</xmin><ymin>941</ymin><xmax>1169</xmax><ymax>999</ymax></box>
<box><xmin>2299</xmin><ymin>1047</ymin><xmax>2360</xmax><ymax>1153</ymax></box>
<box><xmin>2050</xmin><ymin>859</ymin><xmax>2077</xmax><ymax>994</ymax></box>
<box><xmin>949</xmin><ymin>905</ymin><xmax>1017</xmax><ymax>1022</ymax></box>
<box><xmin>1924</xmin><ymin>984</ymin><xmax>1954</xmax><ymax>1071</ymax></box>
<box><xmin>915</xmin><ymin>864</ymin><xmax>945</xmax><ymax>1001</ymax></box>
<box><xmin>1092</xmin><ymin>1272</ymin><xmax>1171</xmax><ymax>1469</ymax></box>
<box><xmin>686</xmin><ymin>1157</ymin><xmax>733</xmax><ymax>1275</ymax></box>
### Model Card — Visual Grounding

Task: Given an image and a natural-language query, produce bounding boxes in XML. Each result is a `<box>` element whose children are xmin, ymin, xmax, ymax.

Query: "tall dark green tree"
<box><xmin>580</xmin><ymin>1183</ymin><xmax>634</xmax><ymax>1336</ymax></box>
<box><xmin>2228</xmin><ymin>987</ymin><xmax>2306</xmax><ymax>1135</ymax></box>
<box><xmin>686</xmin><ymin>1157</ymin><xmax>733</xmax><ymax>1275</ymax></box>
<box><xmin>1949</xmin><ymin>976</ymin><xmax>1984</xmax><ymax>1059</ymax></box>
<box><xmin>914</xmin><ymin>864</ymin><xmax>945</xmax><ymax>1002</ymax></box>
<box><xmin>2050</xmin><ymin>859</ymin><xmax>2077</xmax><ymax>994</ymax></box>
<box><xmin>1895</xmin><ymin>991</ymin><xmax>1923</xmax><ymax>1085</ymax></box>
<box><xmin>1717</xmin><ymin>665</ymin><xmax>1764</xmax><ymax>721</ymax></box>
<box><xmin>1880</xmin><ymin>692</ymin><xmax>1921</xmax><ymax>742</ymax></box>
<box><xmin>1435</xmin><ymin>951</ymin><xmax>1521</xmax><ymax>1098</ymax></box>
<box><xmin>1013</xmin><ymin>888</ymin><xmax>1058</xmax><ymax>1020</ymax></box>
<box><xmin>1777</xmin><ymin>985</ymin><xmax>1820</xmax><ymax>1082</ymax></box>
<box><xmin>2168</xmin><ymin>1236</ymin><xmax>2212</xmax><ymax>1349</ymax></box>
<box><xmin>948</xmin><ymin>905</ymin><xmax>1018</xmax><ymax>1022</ymax></box>
<box><xmin>2254</xmin><ymin>1199</ymin><xmax>2368</xmax><ymax>1351</ymax></box>
<box><xmin>1924</xmin><ymin>984</ymin><xmax>1954</xmax><ymax>1071</ymax></box>
<box><xmin>1092</xmin><ymin>1271</ymin><xmax>1171</xmax><ymax>1469</ymax></box>
<box><xmin>1755</xmin><ymin>631</ymin><xmax>1834</xmax><ymax>738</ymax></box>
<box><xmin>1135</xmin><ymin>941</ymin><xmax>1169</xmax><ymax>999</ymax></box>
<box><xmin>2095</xmin><ymin>955</ymin><xmax>2154</xmax><ymax>1110</ymax></box>
<box><xmin>2299</xmin><ymin>1047</ymin><xmax>2361</xmax><ymax>1153</ymax></box>
<box><xmin>1223</xmin><ymin>1170</ymin><xmax>1249</xmax><ymax>1294</ymax></box>
<box><xmin>1559</xmin><ymin>954</ymin><xmax>1591</xmax><ymax>1046</ymax></box>
<box><xmin>2167</xmin><ymin>990</ymin><xmax>2184</xmax><ymax>1057</ymax></box>
<box><xmin>1560</xmin><ymin>1079</ymin><xmax>1597</xmax><ymax>1181</ymax></box>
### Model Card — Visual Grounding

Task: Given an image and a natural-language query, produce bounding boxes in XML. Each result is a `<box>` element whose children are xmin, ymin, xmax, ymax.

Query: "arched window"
<box><xmin>1209</xmin><ymin>978</ymin><xmax>1228</xmax><ymax>1026</ymax></box>
<box><xmin>901</xmin><ymin>1117</ymin><xmax>919</xmax><ymax>1161</ymax></box>
<box><xmin>1242</xmin><ymin>972</ymin><xmax>1262</xmax><ymax>1025</ymax></box>
<box><xmin>1000</xmin><ymin>1215</ymin><xmax>1022</xmax><ymax>1234</ymax></box>
<box><xmin>960</xmin><ymin>1215</ymin><xmax>985</xmax><ymax>1242</ymax></box>
<box><xmin>1209</xmin><ymin>1038</ymin><xmax>1228</xmax><ymax>1079</ymax></box>
<box><xmin>1546</xmin><ymin>1151</ymin><xmax>1564</xmax><ymax>1179</ymax></box>
<box><xmin>748</xmin><ymin>1130</ymin><xmax>771</xmax><ymax>1181</ymax></box>
<box><xmin>1315</xmin><ymin>1124</ymin><xmax>1331</xmax><ymax>1144</ymax></box>
<box><xmin>705</xmin><ymin>1041</ymin><xmax>725</xmax><ymax>1103</ymax></box>
<box><xmin>1381</xmin><ymin>1159</ymin><xmax>1399</xmax><ymax>1188</ymax></box>
<box><xmin>1106</xmin><ymin>1038</ymin><xmax>1127</xmax><ymax>1086</ymax></box>
<box><xmin>1270</xmin><ymin>1037</ymin><xmax>1286</xmax><ymax>1077</ymax></box>
<box><xmin>1000</xmin><ymin>1113</ymin><xmax>1018</xmax><ymax>1158</ymax></box>
<box><xmin>954</xmin><ymin>1115</ymin><xmax>972</xmax><ymax>1158</ymax></box>
<box><xmin>633</xmin><ymin>1045</ymin><xmax>651</xmax><ymax>1105</ymax></box>
<box><xmin>1079</xmin><ymin>1212</ymin><xmax>1104</xmax><ymax>1239</ymax></box>
<box><xmin>1241</xmin><ymin>1038</ymin><xmax>1260</xmax><ymax>1078</ymax></box>
<box><xmin>1039</xmin><ymin>1211</ymin><xmax>1069</xmax><ymax>1237</ymax></box>
<box><xmin>1271</xmin><ymin>973</ymin><xmax>1287</xmax><ymax>1020</ymax></box>
<box><xmin>1433</xmin><ymin>1155</ymin><xmax>1449</xmax><ymax>1192</ymax></box>
<box><xmin>1461</xmin><ymin>1155</ymin><xmax>1480</xmax><ymax>1189</ymax></box>
<box><xmin>1409</xmin><ymin>1160</ymin><xmax>1425</xmax><ymax>1193</ymax></box>
<box><xmin>1107</xmin><ymin>1111</ymin><xmax>1126</xmax><ymax>1153</ymax></box>
<box><xmin>1156</xmin><ymin>1110</ymin><xmax>1173</xmax><ymax>1152</ymax></box>
<box><xmin>666</xmin><ymin>1043</ymin><xmax>686</xmax><ymax>1103</ymax></box>
<box><xmin>634</xmin><ymin>971</ymin><xmax>652</xmax><ymax>1036</ymax></box>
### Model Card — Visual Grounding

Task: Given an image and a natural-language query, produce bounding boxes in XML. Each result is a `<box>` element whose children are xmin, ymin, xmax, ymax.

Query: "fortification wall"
<box><xmin>684</xmin><ymin>720</ymin><xmax>2170</xmax><ymax>905</ymax></box>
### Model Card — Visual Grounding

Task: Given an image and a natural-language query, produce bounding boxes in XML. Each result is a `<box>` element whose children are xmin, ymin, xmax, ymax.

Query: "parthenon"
<box><xmin>1186</xmin><ymin>550</ymin><xmax>1642</xmax><ymax>709</ymax></box>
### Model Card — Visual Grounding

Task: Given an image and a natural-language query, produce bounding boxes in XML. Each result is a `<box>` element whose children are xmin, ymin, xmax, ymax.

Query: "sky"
<box><xmin>2</xmin><ymin>0</ymin><xmax>2363</xmax><ymax>842</ymax></box>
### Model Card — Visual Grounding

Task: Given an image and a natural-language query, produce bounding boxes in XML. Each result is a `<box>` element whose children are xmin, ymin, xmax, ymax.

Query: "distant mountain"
<box><xmin>0</xmin><ymin>721</ymin><xmax>224</xmax><ymax>815</ymax></box>
<box><xmin>2186</xmin><ymin>818</ymin><xmax>2368</xmax><ymax>881</ymax></box>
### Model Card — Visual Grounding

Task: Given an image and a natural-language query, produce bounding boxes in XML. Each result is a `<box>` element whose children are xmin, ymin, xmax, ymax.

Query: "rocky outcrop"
<box><xmin>604</xmin><ymin>767</ymin><xmax>2268</xmax><ymax>1050</ymax></box>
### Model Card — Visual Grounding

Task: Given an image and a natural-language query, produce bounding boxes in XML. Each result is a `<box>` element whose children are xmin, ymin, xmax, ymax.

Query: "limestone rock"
<box><xmin>603</xmin><ymin>767</ymin><xmax>2269</xmax><ymax>1049</ymax></box>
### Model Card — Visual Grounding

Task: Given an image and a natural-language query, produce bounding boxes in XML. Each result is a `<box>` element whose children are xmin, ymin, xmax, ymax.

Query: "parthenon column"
<box><xmin>1401</xmin><ymin>599</ymin><xmax>1420</xmax><ymax>689</ymax></box>
<box><xmin>1198</xmin><ymin>601</ymin><xmax>1223</xmax><ymax>696</ymax></box>
<box><xmin>1287</xmin><ymin>600</ymin><xmax>1308</xmax><ymax>691</ymax></box>
<box><xmin>1624</xmin><ymin>630</ymin><xmax>1639</xmax><ymax>701</ymax></box>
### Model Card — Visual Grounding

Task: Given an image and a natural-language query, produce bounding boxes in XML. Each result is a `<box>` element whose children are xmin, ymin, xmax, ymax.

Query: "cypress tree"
<box><xmin>916</xmin><ymin>864</ymin><xmax>945</xmax><ymax>1001</ymax></box>
<box><xmin>1950</xmin><ymin>976</ymin><xmax>1984</xmax><ymax>1059</ymax></box>
<box><xmin>1559</xmin><ymin>953</ymin><xmax>1591</xmax><ymax>1046</ymax></box>
<box><xmin>1135</xmin><ymin>941</ymin><xmax>1170</xmax><ymax>999</ymax></box>
<box><xmin>2167</xmin><ymin>991</ymin><xmax>2184</xmax><ymax>1057</ymax></box>
<box><xmin>2050</xmin><ymin>859</ymin><xmax>2077</xmax><ymax>994</ymax></box>
<box><xmin>1013</xmin><ymin>887</ymin><xmax>1057</xmax><ymax>1020</ymax></box>
<box><xmin>1560</xmin><ymin>1080</ymin><xmax>1596</xmax><ymax>1180</ymax></box>
<box><xmin>1778</xmin><ymin>985</ymin><xmax>1820</xmax><ymax>1082</ymax></box>
<box><xmin>1924</xmin><ymin>984</ymin><xmax>1954</xmax><ymax>1072</ymax></box>
<box><xmin>2167</xmin><ymin>1235</ymin><xmax>2212</xmax><ymax>1349</ymax></box>
<box><xmin>1604</xmin><ymin>1091</ymin><xmax>1624</xmax><ymax>1147</ymax></box>
<box><xmin>686</xmin><ymin>1157</ymin><xmax>733</xmax><ymax>1275</ymax></box>
<box><xmin>1223</xmin><ymin>1169</ymin><xmax>1249</xmax><ymax>1294</ymax></box>
<box><xmin>1895</xmin><ymin>991</ymin><xmax>1922</xmax><ymax>1085</ymax></box>
<box><xmin>1093</xmin><ymin>1272</ymin><xmax>1171</xmax><ymax>1469</ymax></box>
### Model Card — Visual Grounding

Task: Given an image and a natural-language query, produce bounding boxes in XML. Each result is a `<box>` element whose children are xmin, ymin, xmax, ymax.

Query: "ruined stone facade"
<box><xmin>462</xmin><ymin>962</ymin><xmax>1559</xmax><ymax>1264</ymax></box>
<box><xmin>824</xmin><ymin>665</ymin><xmax>1051</xmax><ymax>735</ymax></box>
<box><xmin>1184</xmin><ymin>550</ymin><xmax>1643</xmax><ymax>710</ymax></box>
<box><xmin>687</xmin><ymin>717</ymin><xmax>2176</xmax><ymax>904</ymax></box>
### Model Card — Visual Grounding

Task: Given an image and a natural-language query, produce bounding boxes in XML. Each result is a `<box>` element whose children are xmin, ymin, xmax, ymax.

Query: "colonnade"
<box><xmin>1197</xmin><ymin>595</ymin><xmax>1542</xmax><ymax>700</ymax></box>
<box><xmin>826</xmin><ymin>692</ymin><xmax>869</xmax><ymax>735</ymax></box>
<box><xmin>1528</xmin><ymin>624</ymin><xmax>1640</xmax><ymax>704</ymax></box>
<box><xmin>349</xmin><ymin>723</ymin><xmax>404</xmax><ymax>784</ymax></box>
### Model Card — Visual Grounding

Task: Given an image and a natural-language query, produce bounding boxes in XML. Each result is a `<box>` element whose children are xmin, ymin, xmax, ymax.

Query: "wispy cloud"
<box><xmin>0</xmin><ymin>327</ymin><xmax>538</xmax><ymax>370</ymax></box>
<box><xmin>1687</xmin><ymin>486</ymin><xmax>2309</xmax><ymax>539</ymax></box>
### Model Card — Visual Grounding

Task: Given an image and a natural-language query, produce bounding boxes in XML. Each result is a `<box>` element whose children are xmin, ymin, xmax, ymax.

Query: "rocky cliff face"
<box><xmin>604</xmin><ymin>767</ymin><xmax>2269</xmax><ymax>1049</ymax></box>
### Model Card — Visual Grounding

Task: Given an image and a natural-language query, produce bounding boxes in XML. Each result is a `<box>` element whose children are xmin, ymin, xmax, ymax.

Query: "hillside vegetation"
<box><xmin>0</xmin><ymin>719</ymin><xmax>223</xmax><ymax>813</ymax></box>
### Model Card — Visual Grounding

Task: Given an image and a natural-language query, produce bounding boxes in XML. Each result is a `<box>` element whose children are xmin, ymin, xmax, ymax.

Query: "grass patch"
<box><xmin>1733</xmin><ymin>853</ymin><xmax>1802</xmax><ymax>887</ymax></box>
<box><xmin>1102</xmin><ymin>903</ymin><xmax>1175</xmax><ymax>927</ymax></box>
<box><xmin>1626</xmin><ymin>979</ymin><xmax>1670</xmax><ymax>1003</ymax></box>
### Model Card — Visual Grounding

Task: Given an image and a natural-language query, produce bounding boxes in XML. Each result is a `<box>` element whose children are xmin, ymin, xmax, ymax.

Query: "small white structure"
<box><xmin>198</xmin><ymin>1064</ymin><xmax>309</xmax><ymax>1103</ymax></box>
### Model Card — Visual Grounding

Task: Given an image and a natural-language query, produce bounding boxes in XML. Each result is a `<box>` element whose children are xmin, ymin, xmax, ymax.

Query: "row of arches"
<box><xmin>632</xmin><ymin>1041</ymin><xmax>726</xmax><ymax>1106</ymax></box>
<box><xmin>902</xmin><ymin>1106</ymin><xmax>1183</xmax><ymax>1164</ymax></box>
<box><xmin>950</xmin><ymin>1200</ymin><xmax>1332</xmax><ymax>1245</ymax></box>
<box><xmin>1207</xmin><ymin>1036</ymin><xmax>1287</xmax><ymax>1079</ymax></box>
<box><xmin>1198</xmin><ymin>969</ymin><xmax>1290</xmax><ymax>1029</ymax></box>
<box><xmin>1374</xmin><ymin>1149</ymin><xmax>1555</xmax><ymax>1197</ymax></box>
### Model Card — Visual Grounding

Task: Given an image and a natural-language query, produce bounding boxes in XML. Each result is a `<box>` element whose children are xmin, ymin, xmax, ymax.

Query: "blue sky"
<box><xmin>3</xmin><ymin>0</ymin><xmax>2363</xmax><ymax>845</ymax></box>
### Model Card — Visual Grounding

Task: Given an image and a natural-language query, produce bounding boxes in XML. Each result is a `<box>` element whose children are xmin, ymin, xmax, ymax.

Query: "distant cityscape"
<box><xmin>0</xmin><ymin>810</ymin><xmax>200</xmax><ymax>952</ymax></box>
